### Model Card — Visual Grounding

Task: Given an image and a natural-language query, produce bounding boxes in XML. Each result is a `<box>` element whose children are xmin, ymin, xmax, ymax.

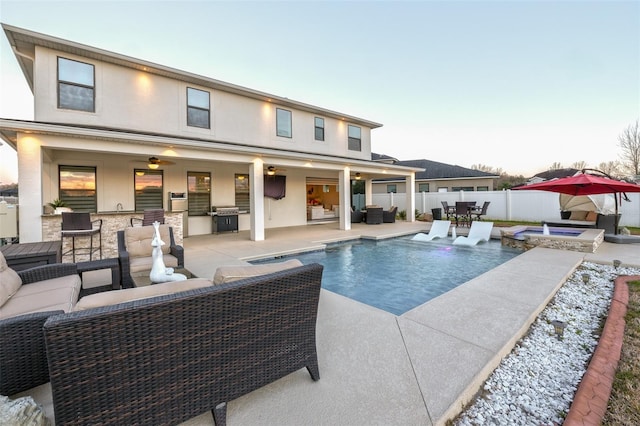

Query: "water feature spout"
<box><xmin>543</xmin><ymin>223</ymin><xmax>550</xmax><ymax>235</ymax></box>
<box><xmin>451</xmin><ymin>226</ymin><xmax>457</xmax><ymax>239</ymax></box>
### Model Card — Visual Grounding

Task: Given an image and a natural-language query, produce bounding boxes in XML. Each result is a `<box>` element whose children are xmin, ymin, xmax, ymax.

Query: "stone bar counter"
<box><xmin>42</xmin><ymin>211</ymin><xmax>185</xmax><ymax>262</ymax></box>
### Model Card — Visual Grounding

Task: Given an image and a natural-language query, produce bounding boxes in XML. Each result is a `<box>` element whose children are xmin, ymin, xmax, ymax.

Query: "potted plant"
<box><xmin>48</xmin><ymin>198</ymin><xmax>72</xmax><ymax>214</ymax></box>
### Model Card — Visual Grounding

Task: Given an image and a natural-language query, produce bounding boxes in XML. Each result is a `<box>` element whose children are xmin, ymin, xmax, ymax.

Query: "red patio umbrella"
<box><xmin>513</xmin><ymin>171</ymin><xmax>640</xmax><ymax>233</ymax></box>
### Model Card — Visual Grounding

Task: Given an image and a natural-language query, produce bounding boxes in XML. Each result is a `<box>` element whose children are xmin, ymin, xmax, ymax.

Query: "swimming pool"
<box><xmin>252</xmin><ymin>236</ymin><xmax>522</xmax><ymax>315</ymax></box>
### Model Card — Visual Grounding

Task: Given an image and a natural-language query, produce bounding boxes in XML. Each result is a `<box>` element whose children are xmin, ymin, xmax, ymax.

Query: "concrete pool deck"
<box><xmin>20</xmin><ymin>220</ymin><xmax>640</xmax><ymax>425</ymax></box>
<box><xmin>176</xmin><ymin>221</ymin><xmax>640</xmax><ymax>425</ymax></box>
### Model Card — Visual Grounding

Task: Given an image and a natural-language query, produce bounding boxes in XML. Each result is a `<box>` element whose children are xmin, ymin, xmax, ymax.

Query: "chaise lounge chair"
<box><xmin>412</xmin><ymin>220</ymin><xmax>452</xmax><ymax>242</ymax></box>
<box><xmin>453</xmin><ymin>221</ymin><xmax>494</xmax><ymax>246</ymax></box>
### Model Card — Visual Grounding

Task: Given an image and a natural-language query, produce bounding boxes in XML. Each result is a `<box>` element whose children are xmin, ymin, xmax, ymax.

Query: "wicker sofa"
<box><xmin>43</xmin><ymin>262</ymin><xmax>324</xmax><ymax>425</ymax></box>
<box><xmin>0</xmin><ymin>259</ymin><xmax>82</xmax><ymax>396</ymax></box>
<box><xmin>117</xmin><ymin>225</ymin><xmax>184</xmax><ymax>288</ymax></box>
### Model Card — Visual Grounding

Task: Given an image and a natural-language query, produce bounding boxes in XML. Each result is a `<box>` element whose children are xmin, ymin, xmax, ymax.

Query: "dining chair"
<box><xmin>454</xmin><ymin>202</ymin><xmax>471</xmax><ymax>227</ymax></box>
<box><xmin>473</xmin><ymin>201</ymin><xmax>491</xmax><ymax>221</ymax></box>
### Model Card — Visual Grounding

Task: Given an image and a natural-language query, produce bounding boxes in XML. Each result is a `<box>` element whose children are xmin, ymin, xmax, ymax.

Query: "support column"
<box><xmin>18</xmin><ymin>135</ymin><xmax>43</xmax><ymax>242</ymax></box>
<box><xmin>365</xmin><ymin>179</ymin><xmax>373</xmax><ymax>206</ymax></box>
<box><xmin>406</xmin><ymin>173</ymin><xmax>416</xmax><ymax>222</ymax></box>
<box><xmin>339</xmin><ymin>168</ymin><xmax>351</xmax><ymax>231</ymax></box>
<box><xmin>249</xmin><ymin>160</ymin><xmax>265</xmax><ymax>241</ymax></box>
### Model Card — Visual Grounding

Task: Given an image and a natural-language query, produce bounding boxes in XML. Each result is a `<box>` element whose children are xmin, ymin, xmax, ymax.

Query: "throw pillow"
<box><xmin>0</xmin><ymin>252</ymin><xmax>22</xmax><ymax>307</ymax></box>
<box><xmin>0</xmin><ymin>395</ymin><xmax>49</xmax><ymax>426</ymax></box>
<box><xmin>569</xmin><ymin>211</ymin><xmax>588</xmax><ymax>221</ymax></box>
<box><xmin>585</xmin><ymin>211</ymin><xmax>598</xmax><ymax>222</ymax></box>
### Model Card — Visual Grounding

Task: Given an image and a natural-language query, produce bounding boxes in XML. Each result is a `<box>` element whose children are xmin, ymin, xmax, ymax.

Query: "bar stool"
<box><xmin>60</xmin><ymin>212</ymin><xmax>102</xmax><ymax>262</ymax></box>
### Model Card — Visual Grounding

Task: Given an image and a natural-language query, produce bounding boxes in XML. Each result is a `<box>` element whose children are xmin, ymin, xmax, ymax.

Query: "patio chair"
<box><xmin>453</xmin><ymin>221</ymin><xmax>494</xmax><ymax>246</ymax></box>
<box><xmin>131</xmin><ymin>209</ymin><xmax>165</xmax><ymax>226</ymax></box>
<box><xmin>365</xmin><ymin>206</ymin><xmax>383</xmax><ymax>225</ymax></box>
<box><xmin>453</xmin><ymin>202</ymin><xmax>471</xmax><ymax>227</ymax></box>
<box><xmin>350</xmin><ymin>207</ymin><xmax>364</xmax><ymax>223</ymax></box>
<box><xmin>472</xmin><ymin>201</ymin><xmax>490</xmax><ymax>221</ymax></box>
<box><xmin>441</xmin><ymin>201</ymin><xmax>453</xmax><ymax>219</ymax></box>
<box><xmin>60</xmin><ymin>212</ymin><xmax>102</xmax><ymax>262</ymax></box>
<box><xmin>412</xmin><ymin>220</ymin><xmax>452</xmax><ymax>242</ymax></box>
<box><xmin>383</xmin><ymin>206</ymin><xmax>398</xmax><ymax>223</ymax></box>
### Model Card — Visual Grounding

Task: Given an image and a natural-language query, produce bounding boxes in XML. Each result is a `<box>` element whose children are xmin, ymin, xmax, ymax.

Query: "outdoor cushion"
<box><xmin>0</xmin><ymin>275</ymin><xmax>81</xmax><ymax>320</ymax></box>
<box><xmin>569</xmin><ymin>211</ymin><xmax>588</xmax><ymax>221</ymax></box>
<box><xmin>73</xmin><ymin>278</ymin><xmax>212</xmax><ymax>311</ymax></box>
<box><xmin>0</xmin><ymin>252</ymin><xmax>22</xmax><ymax>307</ymax></box>
<box><xmin>124</xmin><ymin>225</ymin><xmax>171</xmax><ymax>258</ymax></box>
<box><xmin>585</xmin><ymin>211</ymin><xmax>598</xmax><ymax>221</ymax></box>
<box><xmin>213</xmin><ymin>259</ymin><xmax>303</xmax><ymax>285</ymax></box>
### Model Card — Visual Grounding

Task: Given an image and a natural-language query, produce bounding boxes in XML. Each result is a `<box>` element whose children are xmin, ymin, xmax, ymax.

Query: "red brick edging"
<box><xmin>563</xmin><ymin>275</ymin><xmax>637</xmax><ymax>425</ymax></box>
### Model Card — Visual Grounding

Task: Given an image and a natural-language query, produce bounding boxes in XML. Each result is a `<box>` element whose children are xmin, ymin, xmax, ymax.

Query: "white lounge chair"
<box><xmin>412</xmin><ymin>220</ymin><xmax>452</xmax><ymax>242</ymax></box>
<box><xmin>453</xmin><ymin>221</ymin><xmax>494</xmax><ymax>246</ymax></box>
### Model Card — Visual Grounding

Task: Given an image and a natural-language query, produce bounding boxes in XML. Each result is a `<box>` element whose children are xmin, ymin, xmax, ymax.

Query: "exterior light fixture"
<box><xmin>581</xmin><ymin>273</ymin><xmax>590</xmax><ymax>284</ymax></box>
<box><xmin>237</xmin><ymin>175</ymin><xmax>245</xmax><ymax>180</ymax></box>
<box><xmin>267</xmin><ymin>166</ymin><xmax>276</xmax><ymax>176</ymax></box>
<box><xmin>613</xmin><ymin>259</ymin><xmax>621</xmax><ymax>269</ymax></box>
<box><xmin>135</xmin><ymin>170</ymin><xmax>145</xmax><ymax>176</ymax></box>
<box><xmin>147</xmin><ymin>163</ymin><xmax>159</xmax><ymax>170</ymax></box>
<box><xmin>551</xmin><ymin>320</ymin><xmax>566</xmax><ymax>340</ymax></box>
<box><xmin>355</xmin><ymin>172</ymin><xmax>361</xmax><ymax>180</ymax></box>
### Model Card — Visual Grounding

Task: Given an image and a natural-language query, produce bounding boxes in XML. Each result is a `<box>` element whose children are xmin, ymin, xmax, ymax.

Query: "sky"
<box><xmin>0</xmin><ymin>0</ymin><xmax>638</xmax><ymax>184</ymax></box>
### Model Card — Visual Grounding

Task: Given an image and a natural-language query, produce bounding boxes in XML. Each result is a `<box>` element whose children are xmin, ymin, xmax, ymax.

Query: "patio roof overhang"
<box><xmin>0</xmin><ymin>118</ymin><xmax>423</xmax><ymax>179</ymax></box>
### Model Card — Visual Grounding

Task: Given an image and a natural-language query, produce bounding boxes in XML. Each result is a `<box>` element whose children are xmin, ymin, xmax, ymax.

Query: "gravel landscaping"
<box><xmin>454</xmin><ymin>261</ymin><xmax>640</xmax><ymax>425</ymax></box>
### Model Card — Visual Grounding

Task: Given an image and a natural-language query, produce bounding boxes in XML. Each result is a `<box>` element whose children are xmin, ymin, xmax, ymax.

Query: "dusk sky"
<box><xmin>1</xmin><ymin>0</ymin><xmax>638</xmax><ymax>184</ymax></box>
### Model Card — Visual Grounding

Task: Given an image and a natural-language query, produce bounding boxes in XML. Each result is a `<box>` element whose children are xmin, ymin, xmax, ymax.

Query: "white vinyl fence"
<box><xmin>370</xmin><ymin>190</ymin><xmax>640</xmax><ymax>228</ymax></box>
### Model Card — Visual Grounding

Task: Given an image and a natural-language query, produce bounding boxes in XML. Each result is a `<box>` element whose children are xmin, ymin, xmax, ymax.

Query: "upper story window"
<box><xmin>418</xmin><ymin>183</ymin><xmax>430</xmax><ymax>192</ymax></box>
<box><xmin>348</xmin><ymin>125</ymin><xmax>361</xmax><ymax>151</ymax></box>
<box><xmin>314</xmin><ymin>117</ymin><xmax>325</xmax><ymax>141</ymax></box>
<box><xmin>57</xmin><ymin>57</ymin><xmax>95</xmax><ymax>112</ymax></box>
<box><xmin>187</xmin><ymin>172</ymin><xmax>211</xmax><ymax>216</ymax></box>
<box><xmin>276</xmin><ymin>108</ymin><xmax>292</xmax><ymax>138</ymax></box>
<box><xmin>134</xmin><ymin>169</ymin><xmax>163</xmax><ymax>211</ymax></box>
<box><xmin>187</xmin><ymin>87</ymin><xmax>210</xmax><ymax>128</ymax></box>
<box><xmin>59</xmin><ymin>165</ymin><xmax>96</xmax><ymax>212</ymax></box>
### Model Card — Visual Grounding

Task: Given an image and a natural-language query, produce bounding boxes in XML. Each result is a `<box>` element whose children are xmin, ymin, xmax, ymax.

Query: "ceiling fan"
<box><xmin>265</xmin><ymin>165</ymin><xmax>287</xmax><ymax>175</ymax></box>
<box><xmin>136</xmin><ymin>156</ymin><xmax>176</xmax><ymax>169</ymax></box>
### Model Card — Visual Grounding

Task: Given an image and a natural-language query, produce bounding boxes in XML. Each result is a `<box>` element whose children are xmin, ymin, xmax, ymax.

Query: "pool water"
<box><xmin>253</xmin><ymin>236</ymin><xmax>522</xmax><ymax>315</ymax></box>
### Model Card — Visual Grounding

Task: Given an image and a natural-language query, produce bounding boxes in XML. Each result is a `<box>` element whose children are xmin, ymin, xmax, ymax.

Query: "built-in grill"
<box><xmin>212</xmin><ymin>206</ymin><xmax>239</xmax><ymax>234</ymax></box>
<box><xmin>213</xmin><ymin>206</ymin><xmax>239</xmax><ymax>216</ymax></box>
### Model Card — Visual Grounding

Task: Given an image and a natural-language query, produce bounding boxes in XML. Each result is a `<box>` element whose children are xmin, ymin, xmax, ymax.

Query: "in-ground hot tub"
<box><xmin>500</xmin><ymin>225</ymin><xmax>604</xmax><ymax>253</ymax></box>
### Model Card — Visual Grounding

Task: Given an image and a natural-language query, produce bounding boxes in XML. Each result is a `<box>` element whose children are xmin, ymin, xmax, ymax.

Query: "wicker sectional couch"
<box><xmin>43</xmin><ymin>262</ymin><xmax>324</xmax><ymax>425</ymax></box>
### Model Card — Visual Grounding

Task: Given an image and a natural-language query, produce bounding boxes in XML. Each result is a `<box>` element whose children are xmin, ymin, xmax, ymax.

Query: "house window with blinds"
<box><xmin>59</xmin><ymin>165</ymin><xmax>97</xmax><ymax>212</ymax></box>
<box><xmin>134</xmin><ymin>170</ymin><xmax>163</xmax><ymax>211</ymax></box>
<box><xmin>187</xmin><ymin>172</ymin><xmax>211</xmax><ymax>216</ymax></box>
<box><xmin>235</xmin><ymin>174</ymin><xmax>250</xmax><ymax>213</ymax></box>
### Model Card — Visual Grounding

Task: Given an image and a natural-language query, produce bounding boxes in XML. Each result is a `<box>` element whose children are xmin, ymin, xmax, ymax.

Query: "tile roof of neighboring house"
<box><xmin>371</xmin><ymin>153</ymin><xmax>398</xmax><ymax>163</ymax></box>
<box><xmin>371</xmin><ymin>158</ymin><xmax>498</xmax><ymax>181</ymax></box>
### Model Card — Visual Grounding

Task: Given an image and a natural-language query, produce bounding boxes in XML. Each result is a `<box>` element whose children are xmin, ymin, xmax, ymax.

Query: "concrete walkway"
<box><xmin>175</xmin><ymin>221</ymin><xmax>640</xmax><ymax>426</ymax></box>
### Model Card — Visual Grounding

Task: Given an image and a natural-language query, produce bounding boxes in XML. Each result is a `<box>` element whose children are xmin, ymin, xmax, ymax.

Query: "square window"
<box><xmin>59</xmin><ymin>165</ymin><xmax>97</xmax><ymax>212</ymax></box>
<box><xmin>387</xmin><ymin>184</ymin><xmax>397</xmax><ymax>193</ymax></box>
<box><xmin>418</xmin><ymin>183</ymin><xmax>430</xmax><ymax>192</ymax></box>
<box><xmin>276</xmin><ymin>108</ymin><xmax>292</xmax><ymax>138</ymax></box>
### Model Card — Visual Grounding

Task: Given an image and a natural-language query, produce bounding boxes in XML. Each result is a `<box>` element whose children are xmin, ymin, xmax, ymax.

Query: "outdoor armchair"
<box><xmin>117</xmin><ymin>225</ymin><xmax>184</xmax><ymax>288</ymax></box>
<box><xmin>383</xmin><ymin>206</ymin><xmax>398</xmax><ymax>223</ymax></box>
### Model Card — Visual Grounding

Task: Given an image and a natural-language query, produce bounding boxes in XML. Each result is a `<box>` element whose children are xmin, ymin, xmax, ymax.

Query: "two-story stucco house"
<box><xmin>0</xmin><ymin>24</ymin><xmax>421</xmax><ymax>245</ymax></box>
